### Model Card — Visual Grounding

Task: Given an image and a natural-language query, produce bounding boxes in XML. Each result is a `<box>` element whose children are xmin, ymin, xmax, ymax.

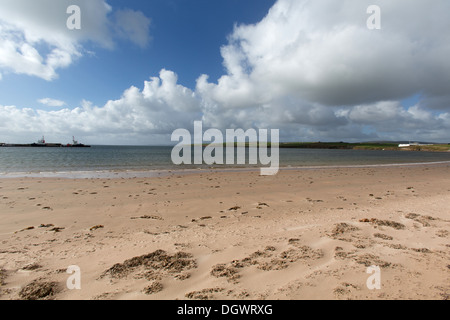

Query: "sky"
<box><xmin>0</xmin><ymin>0</ymin><xmax>449</xmax><ymax>145</ymax></box>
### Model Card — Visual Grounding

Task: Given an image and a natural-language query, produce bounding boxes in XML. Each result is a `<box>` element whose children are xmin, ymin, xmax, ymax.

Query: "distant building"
<box><xmin>399</xmin><ymin>142</ymin><xmax>433</xmax><ymax>148</ymax></box>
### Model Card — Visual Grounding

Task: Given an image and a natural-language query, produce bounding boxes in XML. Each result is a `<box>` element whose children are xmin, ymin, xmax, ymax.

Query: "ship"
<box><xmin>31</xmin><ymin>136</ymin><xmax>62</xmax><ymax>148</ymax></box>
<box><xmin>65</xmin><ymin>136</ymin><xmax>91</xmax><ymax>148</ymax></box>
<box><xmin>0</xmin><ymin>136</ymin><xmax>61</xmax><ymax>148</ymax></box>
<box><xmin>1</xmin><ymin>136</ymin><xmax>90</xmax><ymax>148</ymax></box>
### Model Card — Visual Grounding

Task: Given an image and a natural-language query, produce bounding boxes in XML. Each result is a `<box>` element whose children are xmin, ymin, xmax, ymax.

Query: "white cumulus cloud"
<box><xmin>194</xmin><ymin>0</ymin><xmax>450</xmax><ymax>141</ymax></box>
<box><xmin>199</xmin><ymin>0</ymin><xmax>450</xmax><ymax>108</ymax></box>
<box><xmin>0</xmin><ymin>69</ymin><xmax>201</xmax><ymax>144</ymax></box>
<box><xmin>0</xmin><ymin>0</ymin><xmax>151</xmax><ymax>81</ymax></box>
<box><xmin>38</xmin><ymin>98</ymin><xmax>67</xmax><ymax>108</ymax></box>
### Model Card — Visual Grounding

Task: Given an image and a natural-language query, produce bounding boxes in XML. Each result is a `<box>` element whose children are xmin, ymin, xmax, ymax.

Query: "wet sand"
<box><xmin>0</xmin><ymin>164</ymin><xmax>449</xmax><ymax>300</ymax></box>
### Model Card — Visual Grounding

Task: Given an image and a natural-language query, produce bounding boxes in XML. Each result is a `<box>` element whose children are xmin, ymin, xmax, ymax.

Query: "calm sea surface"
<box><xmin>1</xmin><ymin>146</ymin><xmax>449</xmax><ymax>178</ymax></box>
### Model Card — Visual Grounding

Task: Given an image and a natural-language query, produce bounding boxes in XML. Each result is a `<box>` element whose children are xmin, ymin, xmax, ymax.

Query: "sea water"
<box><xmin>1</xmin><ymin>145</ymin><xmax>449</xmax><ymax>178</ymax></box>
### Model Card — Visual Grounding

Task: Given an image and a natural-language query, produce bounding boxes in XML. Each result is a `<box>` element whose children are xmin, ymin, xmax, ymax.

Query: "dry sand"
<box><xmin>0</xmin><ymin>164</ymin><xmax>449</xmax><ymax>300</ymax></box>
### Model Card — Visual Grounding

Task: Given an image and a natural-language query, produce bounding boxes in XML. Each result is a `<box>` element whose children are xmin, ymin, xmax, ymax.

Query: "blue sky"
<box><xmin>0</xmin><ymin>0</ymin><xmax>449</xmax><ymax>145</ymax></box>
<box><xmin>0</xmin><ymin>0</ymin><xmax>275</xmax><ymax>108</ymax></box>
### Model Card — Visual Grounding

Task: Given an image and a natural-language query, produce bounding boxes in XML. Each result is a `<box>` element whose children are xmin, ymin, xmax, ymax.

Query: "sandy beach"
<box><xmin>0</xmin><ymin>164</ymin><xmax>449</xmax><ymax>300</ymax></box>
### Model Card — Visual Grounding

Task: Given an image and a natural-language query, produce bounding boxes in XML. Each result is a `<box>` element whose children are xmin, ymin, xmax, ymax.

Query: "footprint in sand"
<box><xmin>404</xmin><ymin>213</ymin><xmax>438</xmax><ymax>227</ymax></box>
<box><xmin>90</xmin><ymin>225</ymin><xmax>104</xmax><ymax>231</ymax></box>
<box><xmin>210</xmin><ymin>242</ymin><xmax>324</xmax><ymax>283</ymax></box>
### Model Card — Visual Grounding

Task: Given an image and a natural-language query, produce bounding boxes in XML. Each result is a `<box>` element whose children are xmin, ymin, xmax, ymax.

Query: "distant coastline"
<box><xmin>277</xmin><ymin>142</ymin><xmax>450</xmax><ymax>152</ymax></box>
<box><xmin>2</xmin><ymin>141</ymin><xmax>449</xmax><ymax>152</ymax></box>
<box><xmin>200</xmin><ymin>142</ymin><xmax>450</xmax><ymax>152</ymax></box>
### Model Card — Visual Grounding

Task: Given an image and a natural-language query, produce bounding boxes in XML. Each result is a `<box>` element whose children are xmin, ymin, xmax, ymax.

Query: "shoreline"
<box><xmin>0</xmin><ymin>163</ymin><xmax>449</xmax><ymax>300</ymax></box>
<box><xmin>1</xmin><ymin>160</ymin><xmax>450</xmax><ymax>180</ymax></box>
